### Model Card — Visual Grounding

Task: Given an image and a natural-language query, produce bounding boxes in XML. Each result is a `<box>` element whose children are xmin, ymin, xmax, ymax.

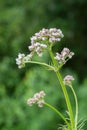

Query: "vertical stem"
<box><xmin>56</xmin><ymin>71</ymin><xmax>75</xmax><ymax>129</ymax></box>
<box><xmin>70</xmin><ymin>85</ymin><xmax>78</xmax><ymax>130</ymax></box>
<box><xmin>48</xmin><ymin>48</ymin><xmax>75</xmax><ymax>129</ymax></box>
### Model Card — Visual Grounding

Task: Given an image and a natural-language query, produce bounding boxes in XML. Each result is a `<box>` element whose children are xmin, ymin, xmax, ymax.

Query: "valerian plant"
<box><xmin>16</xmin><ymin>28</ymin><xmax>85</xmax><ymax>130</ymax></box>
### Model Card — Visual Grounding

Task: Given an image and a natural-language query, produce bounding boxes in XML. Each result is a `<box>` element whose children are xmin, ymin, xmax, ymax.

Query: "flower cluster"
<box><xmin>28</xmin><ymin>28</ymin><xmax>64</xmax><ymax>57</ymax></box>
<box><xmin>16</xmin><ymin>29</ymin><xmax>74</xmax><ymax>70</ymax></box>
<box><xmin>27</xmin><ymin>91</ymin><xmax>46</xmax><ymax>107</ymax></box>
<box><xmin>16</xmin><ymin>53</ymin><xmax>25</xmax><ymax>68</ymax></box>
<box><xmin>28</xmin><ymin>42</ymin><xmax>47</xmax><ymax>57</ymax></box>
<box><xmin>30</xmin><ymin>28</ymin><xmax>64</xmax><ymax>44</ymax></box>
<box><xmin>16</xmin><ymin>53</ymin><xmax>34</xmax><ymax>68</ymax></box>
<box><xmin>54</xmin><ymin>48</ymin><xmax>74</xmax><ymax>65</ymax></box>
<box><xmin>63</xmin><ymin>75</ymin><xmax>74</xmax><ymax>86</ymax></box>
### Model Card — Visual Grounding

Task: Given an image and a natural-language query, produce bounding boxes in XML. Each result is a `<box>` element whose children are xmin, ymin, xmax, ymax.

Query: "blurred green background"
<box><xmin>0</xmin><ymin>0</ymin><xmax>87</xmax><ymax>130</ymax></box>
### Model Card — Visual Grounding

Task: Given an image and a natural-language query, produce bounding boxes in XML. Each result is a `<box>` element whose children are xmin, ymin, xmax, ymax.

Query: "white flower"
<box><xmin>30</xmin><ymin>28</ymin><xmax>64</xmax><ymax>45</ymax></box>
<box><xmin>68</xmin><ymin>52</ymin><xmax>74</xmax><ymax>59</ymax></box>
<box><xmin>63</xmin><ymin>75</ymin><xmax>74</xmax><ymax>86</ymax></box>
<box><xmin>27</xmin><ymin>28</ymin><xmax>64</xmax><ymax>57</ymax></box>
<box><xmin>61</xmin><ymin>48</ymin><xmax>70</xmax><ymax>57</ymax></box>
<box><xmin>37</xmin><ymin>100</ymin><xmax>44</xmax><ymax>107</ymax></box>
<box><xmin>39</xmin><ymin>91</ymin><xmax>46</xmax><ymax>98</ymax></box>
<box><xmin>28</xmin><ymin>42</ymin><xmax>47</xmax><ymax>57</ymax></box>
<box><xmin>27</xmin><ymin>91</ymin><xmax>46</xmax><ymax>107</ymax></box>
<box><xmin>16</xmin><ymin>53</ymin><xmax>25</xmax><ymax>68</ymax></box>
<box><xmin>54</xmin><ymin>53</ymin><xmax>62</xmax><ymax>60</ymax></box>
<box><xmin>54</xmin><ymin>48</ymin><xmax>74</xmax><ymax>65</ymax></box>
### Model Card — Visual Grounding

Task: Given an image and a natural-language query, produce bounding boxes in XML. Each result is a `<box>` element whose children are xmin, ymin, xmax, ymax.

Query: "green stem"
<box><xmin>48</xmin><ymin>48</ymin><xmax>75</xmax><ymax>129</ymax></box>
<box><xmin>70</xmin><ymin>85</ymin><xmax>78</xmax><ymax>130</ymax></box>
<box><xmin>44</xmin><ymin>102</ymin><xmax>71</xmax><ymax>129</ymax></box>
<box><xmin>25</xmin><ymin>60</ymin><xmax>55</xmax><ymax>71</ymax></box>
<box><xmin>56</xmin><ymin>72</ymin><xmax>75</xmax><ymax>129</ymax></box>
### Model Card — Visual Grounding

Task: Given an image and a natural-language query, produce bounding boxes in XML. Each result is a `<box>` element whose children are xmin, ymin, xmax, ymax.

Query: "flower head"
<box><xmin>54</xmin><ymin>48</ymin><xmax>74</xmax><ymax>65</ymax></box>
<box><xmin>28</xmin><ymin>28</ymin><xmax>64</xmax><ymax>57</ymax></box>
<box><xmin>16</xmin><ymin>28</ymin><xmax>64</xmax><ymax>68</ymax></box>
<box><xmin>16</xmin><ymin>52</ymin><xmax>33</xmax><ymax>68</ymax></box>
<box><xmin>16</xmin><ymin>53</ymin><xmax>25</xmax><ymax>68</ymax></box>
<box><xmin>27</xmin><ymin>91</ymin><xmax>46</xmax><ymax>107</ymax></box>
<box><xmin>63</xmin><ymin>75</ymin><xmax>74</xmax><ymax>86</ymax></box>
<box><xmin>30</xmin><ymin>28</ymin><xmax>64</xmax><ymax>44</ymax></box>
<box><xmin>28</xmin><ymin>42</ymin><xmax>47</xmax><ymax>57</ymax></box>
<box><xmin>37</xmin><ymin>100</ymin><xmax>45</xmax><ymax>107</ymax></box>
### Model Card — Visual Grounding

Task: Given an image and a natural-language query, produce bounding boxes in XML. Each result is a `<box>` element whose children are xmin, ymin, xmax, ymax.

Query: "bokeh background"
<box><xmin>0</xmin><ymin>0</ymin><xmax>87</xmax><ymax>130</ymax></box>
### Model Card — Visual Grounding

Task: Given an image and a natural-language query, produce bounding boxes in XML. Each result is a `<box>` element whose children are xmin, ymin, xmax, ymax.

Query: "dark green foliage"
<box><xmin>0</xmin><ymin>0</ymin><xmax>87</xmax><ymax>129</ymax></box>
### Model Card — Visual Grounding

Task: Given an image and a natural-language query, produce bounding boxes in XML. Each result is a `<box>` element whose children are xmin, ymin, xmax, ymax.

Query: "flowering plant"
<box><xmin>16</xmin><ymin>28</ymin><xmax>84</xmax><ymax>130</ymax></box>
